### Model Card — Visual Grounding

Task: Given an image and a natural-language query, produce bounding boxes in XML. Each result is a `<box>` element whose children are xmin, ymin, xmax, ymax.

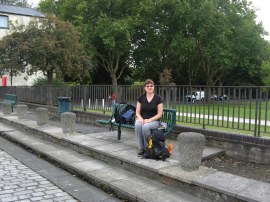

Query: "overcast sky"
<box><xmin>249</xmin><ymin>0</ymin><xmax>270</xmax><ymax>40</ymax></box>
<box><xmin>28</xmin><ymin>0</ymin><xmax>269</xmax><ymax>40</ymax></box>
<box><xmin>27</xmin><ymin>0</ymin><xmax>39</xmax><ymax>7</ymax></box>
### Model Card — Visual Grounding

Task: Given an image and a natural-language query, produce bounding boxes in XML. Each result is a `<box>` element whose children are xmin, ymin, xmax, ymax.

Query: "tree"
<box><xmin>0</xmin><ymin>0</ymin><xmax>28</xmax><ymax>6</ymax></box>
<box><xmin>171</xmin><ymin>33</ymin><xmax>202</xmax><ymax>86</ymax></box>
<box><xmin>40</xmin><ymin>0</ymin><xmax>136</xmax><ymax>89</ymax></box>
<box><xmin>0</xmin><ymin>15</ymin><xmax>92</xmax><ymax>103</ymax></box>
<box><xmin>38</xmin><ymin>0</ymin><xmax>270</xmax><ymax>87</ymax></box>
<box><xmin>258</xmin><ymin>44</ymin><xmax>270</xmax><ymax>86</ymax></box>
<box><xmin>159</xmin><ymin>68</ymin><xmax>176</xmax><ymax>106</ymax></box>
<box><xmin>132</xmin><ymin>0</ymin><xmax>184</xmax><ymax>84</ymax></box>
<box><xmin>222</xmin><ymin>1</ymin><xmax>268</xmax><ymax>86</ymax></box>
<box><xmin>156</xmin><ymin>0</ymin><xmax>270</xmax><ymax>87</ymax></box>
<box><xmin>0</xmin><ymin>30</ymin><xmax>27</xmax><ymax>85</ymax></box>
<box><xmin>159</xmin><ymin>68</ymin><xmax>174</xmax><ymax>85</ymax></box>
<box><xmin>38</xmin><ymin>0</ymin><xmax>59</xmax><ymax>15</ymax></box>
<box><xmin>25</xmin><ymin>16</ymin><xmax>91</xmax><ymax>85</ymax></box>
<box><xmin>261</xmin><ymin>61</ymin><xmax>270</xmax><ymax>86</ymax></box>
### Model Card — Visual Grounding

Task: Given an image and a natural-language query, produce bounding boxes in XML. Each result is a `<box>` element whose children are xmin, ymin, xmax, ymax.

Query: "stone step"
<box><xmin>1</xmin><ymin>113</ymin><xmax>270</xmax><ymax>202</ymax></box>
<box><xmin>0</xmin><ymin>125</ymin><xmax>203</xmax><ymax>202</ymax></box>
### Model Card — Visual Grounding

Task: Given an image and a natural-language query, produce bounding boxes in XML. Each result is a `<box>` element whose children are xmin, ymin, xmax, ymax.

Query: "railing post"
<box><xmin>83</xmin><ymin>86</ymin><xmax>87</xmax><ymax>112</ymax></box>
<box><xmin>257</xmin><ymin>87</ymin><xmax>262</xmax><ymax>137</ymax></box>
<box><xmin>254</xmin><ymin>88</ymin><xmax>259</xmax><ymax>137</ymax></box>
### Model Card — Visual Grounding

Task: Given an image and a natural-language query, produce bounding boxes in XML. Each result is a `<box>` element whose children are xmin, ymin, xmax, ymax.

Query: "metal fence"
<box><xmin>0</xmin><ymin>85</ymin><xmax>269</xmax><ymax>137</ymax></box>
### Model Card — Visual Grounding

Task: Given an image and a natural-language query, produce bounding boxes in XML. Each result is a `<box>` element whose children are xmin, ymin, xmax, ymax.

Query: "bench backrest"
<box><xmin>161</xmin><ymin>108</ymin><xmax>176</xmax><ymax>136</ymax></box>
<box><xmin>3</xmin><ymin>94</ymin><xmax>17</xmax><ymax>104</ymax></box>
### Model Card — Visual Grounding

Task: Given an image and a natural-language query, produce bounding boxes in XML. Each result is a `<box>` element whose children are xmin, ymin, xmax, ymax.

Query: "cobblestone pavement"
<box><xmin>0</xmin><ymin>135</ymin><xmax>121</xmax><ymax>202</ymax></box>
<box><xmin>0</xmin><ymin>149</ymin><xmax>77</xmax><ymax>202</ymax></box>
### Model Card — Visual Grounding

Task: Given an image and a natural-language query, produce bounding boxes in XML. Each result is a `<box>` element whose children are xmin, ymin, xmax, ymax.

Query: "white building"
<box><xmin>0</xmin><ymin>4</ymin><xmax>45</xmax><ymax>86</ymax></box>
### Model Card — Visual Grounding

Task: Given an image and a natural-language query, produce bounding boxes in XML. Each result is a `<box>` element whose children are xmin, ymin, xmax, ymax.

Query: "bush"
<box><xmin>32</xmin><ymin>77</ymin><xmax>67</xmax><ymax>86</ymax></box>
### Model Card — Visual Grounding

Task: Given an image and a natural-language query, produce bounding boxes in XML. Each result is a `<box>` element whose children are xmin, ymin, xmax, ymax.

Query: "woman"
<box><xmin>135</xmin><ymin>79</ymin><xmax>163</xmax><ymax>155</ymax></box>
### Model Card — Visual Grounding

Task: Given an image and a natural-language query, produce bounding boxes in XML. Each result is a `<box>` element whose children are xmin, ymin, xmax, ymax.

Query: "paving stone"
<box><xmin>0</xmin><ymin>150</ymin><xmax>77</xmax><ymax>202</ymax></box>
<box><xmin>193</xmin><ymin>171</ymin><xmax>259</xmax><ymax>197</ymax></box>
<box><xmin>93</xmin><ymin>143</ymin><xmax>130</xmax><ymax>153</ymax></box>
<box><xmin>159</xmin><ymin>165</ymin><xmax>217</xmax><ymax>184</ymax></box>
<box><xmin>87</xmin><ymin>166</ymin><xmax>137</xmax><ymax>185</ymax></box>
<box><xmin>0</xmin><ymin>123</ymin><xmax>16</xmax><ymax>132</ymax></box>
<box><xmin>138</xmin><ymin>186</ymin><xmax>205</xmax><ymax>202</ymax></box>
<box><xmin>109</xmin><ymin>176</ymin><xmax>166</xmax><ymax>200</ymax></box>
<box><xmin>48</xmin><ymin>175</ymin><xmax>90</xmax><ymax>191</ymax></box>
<box><xmin>67</xmin><ymin>186</ymin><xmax>117</xmax><ymax>202</ymax></box>
<box><xmin>1</xmin><ymin>196</ymin><xmax>19</xmax><ymax>202</ymax></box>
<box><xmin>71</xmin><ymin>158</ymin><xmax>110</xmax><ymax>173</ymax></box>
<box><xmin>47</xmin><ymin>149</ymin><xmax>92</xmax><ymax>165</ymax></box>
<box><xmin>237</xmin><ymin>181</ymin><xmax>270</xmax><ymax>202</ymax></box>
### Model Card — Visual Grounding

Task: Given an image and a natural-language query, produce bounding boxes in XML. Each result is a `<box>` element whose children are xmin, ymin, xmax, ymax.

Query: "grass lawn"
<box><xmin>175</xmin><ymin>101</ymin><xmax>270</xmax><ymax>120</ymax></box>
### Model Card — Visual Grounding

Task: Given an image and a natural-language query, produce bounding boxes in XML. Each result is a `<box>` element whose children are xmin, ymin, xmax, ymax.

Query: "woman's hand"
<box><xmin>144</xmin><ymin>118</ymin><xmax>152</xmax><ymax>124</ymax></box>
<box><xmin>138</xmin><ymin>117</ymin><xmax>144</xmax><ymax>124</ymax></box>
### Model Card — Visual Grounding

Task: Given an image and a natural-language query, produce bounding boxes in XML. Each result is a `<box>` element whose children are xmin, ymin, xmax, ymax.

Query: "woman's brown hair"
<box><xmin>143</xmin><ymin>79</ymin><xmax>155</xmax><ymax>94</ymax></box>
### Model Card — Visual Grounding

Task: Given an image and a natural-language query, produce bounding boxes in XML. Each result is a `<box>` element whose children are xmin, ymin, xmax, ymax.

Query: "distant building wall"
<box><xmin>0</xmin><ymin>13</ymin><xmax>33</xmax><ymax>38</ymax></box>
<box><xmin>0</xmin><ymin>5</ymin><xmax>45</xmax><ymax>86</ymax></box>
<box><xmin>2</xmin><ymin>71</ymin><xmax>45</xmax><ymax>86</ymax></box>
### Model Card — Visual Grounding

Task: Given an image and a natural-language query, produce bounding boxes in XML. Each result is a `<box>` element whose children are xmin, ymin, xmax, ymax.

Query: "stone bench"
<box><xmin>35</xmin><ymin>107</ymin><xmax>48</xmax><ymax>126</ymax></box>
<box><xmin>16</xmin><ymin>104</ymin><xmax>28</xmax><ymax>119</ymax></box>
<box><xmin>60</xmin><ymin>112</ymin><xmax>76</xmax><ymax>134</ymax></box>
<box><xmin>178</xmin><ymin>132</ymin><xmax>205</xmax><ymax>171</ymax></box>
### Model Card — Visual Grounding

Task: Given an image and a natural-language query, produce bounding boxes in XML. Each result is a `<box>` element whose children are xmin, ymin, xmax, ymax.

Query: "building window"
<box><xmin>0</xmin><ymin>15</ymin><xmax>9</xmax><ymax>29</ymax></box>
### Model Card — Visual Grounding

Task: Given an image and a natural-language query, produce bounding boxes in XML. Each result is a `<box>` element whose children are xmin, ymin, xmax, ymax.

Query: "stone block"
<box><xmin>178</xmin><ymin>132</ymin><xmax>205</xmax><ymax>172</ymax></box>
<box><xmin>60</xmin><ymin>112</ymin><xmax>76</xmax><ymax>134</ymax></box>
<box><xmin>2</xmin><ymin>102</ymin><xmax>12</xmax><ymax>115</ymax></box>
<box><xmin>16</xmin><ymin>104</ymin><xmax>28</xmax><ymax>119</ymax></box>
<box><xmin>35</xmin><ymin>107</ymin><xmax>48</xmax><ymax>126</ymax></box>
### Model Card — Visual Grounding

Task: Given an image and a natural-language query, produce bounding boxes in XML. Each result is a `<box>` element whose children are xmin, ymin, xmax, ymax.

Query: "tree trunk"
<box><xmin>98</xmin><ymin>50</ymin><xmax>124</xmax><ymax>102</ymax></box>
<box><xmin>111</xmin><ymin>73</ymin><xmax>120</xmax><ymax>102</ymax></box>
<box><xmin>46</xmin><ymin>70</ymin><xmax>54</xmax><ymax>106</ymax></box>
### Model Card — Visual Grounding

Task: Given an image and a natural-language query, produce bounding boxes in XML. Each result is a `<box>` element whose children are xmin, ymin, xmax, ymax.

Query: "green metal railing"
<box><xmin>0</xmin><ymin>85</ymin><xmax>269</xmax><ymax>137</ymax></box>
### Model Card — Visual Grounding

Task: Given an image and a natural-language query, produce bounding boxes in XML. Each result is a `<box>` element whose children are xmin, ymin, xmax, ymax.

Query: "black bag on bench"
<box><xmin>112</xmin><ymin>104</ymin><xmax>136</xmax><ymax>125</ymax></box>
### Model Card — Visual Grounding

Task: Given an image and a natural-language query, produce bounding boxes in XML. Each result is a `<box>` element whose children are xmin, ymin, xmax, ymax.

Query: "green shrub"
<box><xmin>32</xmin><ymin>77</ymin><xmax>67</xmax><ymax>86</ymax></box>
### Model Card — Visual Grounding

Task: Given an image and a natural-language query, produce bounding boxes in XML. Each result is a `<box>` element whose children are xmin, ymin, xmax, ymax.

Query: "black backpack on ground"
<box><xmin>143</xmin><ymin>128</ymin><xmax>170</xmax><ymax>161</ymax></box>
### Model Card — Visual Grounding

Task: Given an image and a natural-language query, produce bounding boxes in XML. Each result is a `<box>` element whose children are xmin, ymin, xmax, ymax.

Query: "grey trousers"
<box><xmin>135</xmin><ymin>119</ymin><xmax>160</xmax><ymax>150</ymax></box>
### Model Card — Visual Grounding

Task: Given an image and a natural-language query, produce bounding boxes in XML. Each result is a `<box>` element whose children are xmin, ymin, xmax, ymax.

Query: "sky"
<box><xmin>249</xmin><ymin>0</ymin><xmax>270</xmax><ymax>40</ymax></box>
<box><xmin>27</xmin><ymin>0</ymin><xmax>39</xmax><ymax>8</ymax></box>
<box><xmin>27</xmin><ymin>0</ymin><xmax>269</xmax><ymax>40</ymax></box>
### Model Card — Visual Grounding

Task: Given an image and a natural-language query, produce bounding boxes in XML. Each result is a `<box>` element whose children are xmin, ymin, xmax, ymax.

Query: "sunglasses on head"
<box><xmin>145</xmin><ymin>85</ymin><xmax>154</xmax><ymax>88</ymax></box>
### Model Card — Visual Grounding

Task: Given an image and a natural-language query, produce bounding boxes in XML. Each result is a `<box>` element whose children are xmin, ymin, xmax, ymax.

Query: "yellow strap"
<box><xmin>148</xmin><ymin>136</ymin><xmax>152</xmax><ymax>149</ymax></box>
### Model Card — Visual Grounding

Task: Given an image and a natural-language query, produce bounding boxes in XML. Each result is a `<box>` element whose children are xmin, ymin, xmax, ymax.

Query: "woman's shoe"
<box><xmin>137</xmin><ymin>149</ymin><xmax>145</xmax><ymax>155</ymax></box>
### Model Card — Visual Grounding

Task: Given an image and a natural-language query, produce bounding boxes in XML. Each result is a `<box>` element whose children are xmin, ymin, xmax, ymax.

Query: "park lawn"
<box><xmin>175</xmin><ymin>101</ymin><xmax>270</xmax><ymax>120</ymax></box>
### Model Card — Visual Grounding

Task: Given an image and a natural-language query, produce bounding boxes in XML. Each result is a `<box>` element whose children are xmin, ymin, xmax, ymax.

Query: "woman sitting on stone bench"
<box><xmin>135</xmin><ymin>79</ymin><xmax>163</xmax><ymax>155</ymax></box>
